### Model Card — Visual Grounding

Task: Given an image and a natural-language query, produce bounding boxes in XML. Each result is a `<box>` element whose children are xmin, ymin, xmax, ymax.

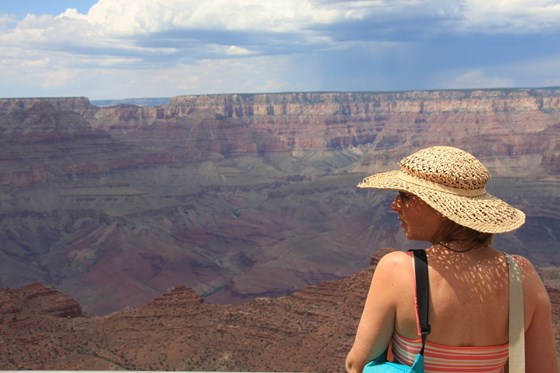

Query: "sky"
<box><xmin>0</xmin><ymin>0</ymin><xmax>559</xmax><ymax>100</ymax></box>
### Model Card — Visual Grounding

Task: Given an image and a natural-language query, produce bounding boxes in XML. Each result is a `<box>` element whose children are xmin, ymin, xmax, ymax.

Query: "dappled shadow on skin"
<box><xmin>425</xmin><ymin>246</ymin><xmax>528</xmax><ymax>346</ymax></box>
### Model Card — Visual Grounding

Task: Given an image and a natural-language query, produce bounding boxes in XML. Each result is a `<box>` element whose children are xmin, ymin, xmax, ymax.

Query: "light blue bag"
<box><xmin>363</xmin><ymin>349</ymin><xmax>424</xmax><ymax>372</ymax></box>
<box><xmin>362</xmin><ymin>250</ymin><xmax>430</xmax><ymax>373</ymax></box>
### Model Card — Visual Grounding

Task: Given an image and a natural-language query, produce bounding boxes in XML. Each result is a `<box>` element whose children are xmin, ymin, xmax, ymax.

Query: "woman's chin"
<box><xmin>403</xmin><ymin>231</ymin><xmax>420</xmax><ymax>241</ymax></box>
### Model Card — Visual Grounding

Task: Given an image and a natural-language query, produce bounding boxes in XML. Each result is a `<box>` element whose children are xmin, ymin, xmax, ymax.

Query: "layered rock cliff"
<box><xmin>0</xmin><ymin>97</ymin><xmax>93</xmax><ymax>115</ymax></box>
<box><xmin>88</xmin><ymin>89</ymin><xmax>560</xmax><ymax>160</ymax></box>
<box><xmin>0</xmin><ymin>283</ymin><xmax>83</xmax><ymax>320</ymax></box>
<box><xmin>0</xmin><ymin>89</ymin><xmax>559</xmax><ymax>315</ymax></box>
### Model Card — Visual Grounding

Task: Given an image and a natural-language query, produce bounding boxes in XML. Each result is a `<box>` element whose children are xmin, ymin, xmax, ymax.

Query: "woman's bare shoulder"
<box><xmin>373</xmin><ymin>250</ymin><xmax>413</xmax><ymax>278</ymax></box>
<box><xmin>376</xmin><ymin>250</ymin><xmax>411</xmax><ymax>265</ymax></box>
<box><xmin>510</xmin><ymin>254</ymin><xmax>541</xmax><ymax>282</ymax></box>
<box><xmin>510</xmin><ymin>254</ymin><xmax>550</xmax><ymax>308</ymax></box>
<box><xmin>367</xmin><ymin>250</ymin><xmax>414</xmax><ymax>307</ymax></box>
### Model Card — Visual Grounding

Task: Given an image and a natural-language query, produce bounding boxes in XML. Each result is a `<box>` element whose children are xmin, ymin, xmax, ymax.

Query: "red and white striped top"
<box><xmin>392</xmin><ymin>332</ymin><xmax>509</xmax><ymax>372</ymax></box>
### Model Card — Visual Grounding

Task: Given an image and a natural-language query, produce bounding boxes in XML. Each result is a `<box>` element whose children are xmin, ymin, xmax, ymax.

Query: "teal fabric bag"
<box><xmin>362</xmin><ymin>250</ymin><xmax>430</xmax><ymax>373</ymax></box>
<box><xmin>363</xmin><ymin>349</ymin><xmax>424</xmax><ymax>372</ymax></box>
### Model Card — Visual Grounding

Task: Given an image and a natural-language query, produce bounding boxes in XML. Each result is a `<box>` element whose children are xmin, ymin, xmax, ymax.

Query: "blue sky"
<box><xmin>0</xmin><ymin>0</ymin><xmax>559</xmax><ymax>100</ymax></box>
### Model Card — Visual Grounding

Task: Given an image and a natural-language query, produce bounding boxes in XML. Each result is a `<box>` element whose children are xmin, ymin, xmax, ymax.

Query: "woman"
<box><xmin>345</xmin><ymin>146</ymin><xmax>557</xmax><ymax>372</ymax></box>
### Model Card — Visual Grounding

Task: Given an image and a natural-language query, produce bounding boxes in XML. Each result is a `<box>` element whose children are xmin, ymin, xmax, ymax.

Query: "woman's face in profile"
<box><xmin>391</xmin><ymin>191</ymin><xmax>445</xmax><ymax>242</ymax></box>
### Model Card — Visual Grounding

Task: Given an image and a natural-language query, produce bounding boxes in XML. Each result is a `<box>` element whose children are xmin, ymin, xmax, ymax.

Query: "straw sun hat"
<box><xmin>357</xmin><ymin>146</ymin><xmax>525</xmax><ymax>233</ymax></box>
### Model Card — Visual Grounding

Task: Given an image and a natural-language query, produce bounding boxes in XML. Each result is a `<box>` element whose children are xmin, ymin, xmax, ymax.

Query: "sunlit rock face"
<box><xmin>0</xmin><ymin>88</ymin><xmax>559</xmax><ymax>315</ymax></box>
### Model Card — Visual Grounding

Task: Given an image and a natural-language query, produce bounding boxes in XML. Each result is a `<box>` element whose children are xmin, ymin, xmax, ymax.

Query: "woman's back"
<box><xmin>384</xmin><ymin>246</ymin><xmax>556</xmax><ymax>372</ymax></box>
<box><xmin>394</xmin><ymin>246</ymin><xmax>510</xmax><ymax>347</ymax></box>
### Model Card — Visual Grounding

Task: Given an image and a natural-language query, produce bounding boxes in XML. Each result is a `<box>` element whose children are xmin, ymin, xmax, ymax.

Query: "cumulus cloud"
<box><xmin>76</xmin><ymin>0</ymin><xmax>341</xmax><ymax>35</ymax></box>
<box><xmin>458</xmin><ymin>0</ymin><xmax>560</xmax><ymax>33</ymax></box>
<box><xmin>0</xmin><ymin>0</ymin><xmax>559</xmax><ymax>98</ymax></box>
<box><xmin>6</xmin><ymin>1</ymin><xmax>557</xmax><ymax>54</ymax></box>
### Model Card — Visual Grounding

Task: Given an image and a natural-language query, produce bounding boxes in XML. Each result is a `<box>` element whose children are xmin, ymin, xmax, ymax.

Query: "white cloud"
<box><xmin>459</xmin><ymin>0</ymin><xmax>560</xmax><ymax>33</ymax></box>
<box><xmin>56</xmin><ymin>8</ymin><xmax>87</xmax><ymax>21</ymax></box>
<box><xmin>225</xmin><ymin>45</ymin><xmax>253</xmax><ymax>55</ymax></box>
<box><xmin>0</xmin><ymin>0</ymin><xmax>559</xmax><ymax>98</ymax></box>
<box><xmin>3</xmin><ymin>0</ymin><xmax>559</xmax><ymax>61</ymax></box>
<box><xmin>20</xmin><ymin>57</ymin><xmax>50</xmax><ymax>67</ymax></box>
<box><xmin>79</xmin><ymin>0</ymin><xmax>341</xmax><ymax>35</ymax></box>
<box><xmin>0</xmin><ymin>51</ymin><xmax>298</xmax><ymax>99</ymax></box>
<box><xmin>257</xmin><ymin>79</ymin><xmax>291</xmax><ymax>92</ymax></box>
<box><xmin>444</xmin><ymin>53</ymin><xmax>560</xmax><ymax>89</ymax></box>
<box><xmin>0</xmin><ymin>13</ymin><xmax>15</xmax><ymax>28</ymax></box>
<box><xmin>507</xmin><ymin>55</ymin><xmax>560</xmax><ymax>87</ymax></box>
<box><xmin>447</xmin><ymin>70</ymin><xmax>514</xmax><ymax>89</ymax></box>
<box><xmin>41</xmin><ymin>69</ymin><xmax>77</xmax><ymax>88</ymax></box>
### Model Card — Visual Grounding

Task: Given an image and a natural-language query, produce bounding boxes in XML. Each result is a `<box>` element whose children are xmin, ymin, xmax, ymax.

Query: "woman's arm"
<box><xmin>346</xmin><ymin>251</ymin><xmax>410</xmax><ymax>373</ymax></box>
<box><xmin>517</xmin><ymin>256</ymin><xmax>558</xmax><ymax>372</ymax></box>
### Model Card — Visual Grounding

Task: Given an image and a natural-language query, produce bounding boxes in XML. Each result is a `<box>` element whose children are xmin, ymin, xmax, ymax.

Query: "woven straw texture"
<box><xmin>357</xmin><ymin>146</ymin><xmax>525</xmax><ymax>233</ymax></box>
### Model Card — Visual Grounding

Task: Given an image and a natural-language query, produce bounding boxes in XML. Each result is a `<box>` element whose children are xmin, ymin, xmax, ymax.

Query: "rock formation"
<box><xmin>0</xmin><ymin>89</ymin><xmax>559</xmax><ymax>316</ymax></box>
<box><xmin>0</xmin><ymin>249</ymin><xmax>558</xmax><ymax>371</ymax></box>
<box><xmin>0</xmin><ymin>283</ymin><xmax>82</xmax><ymax>320</ymax></box>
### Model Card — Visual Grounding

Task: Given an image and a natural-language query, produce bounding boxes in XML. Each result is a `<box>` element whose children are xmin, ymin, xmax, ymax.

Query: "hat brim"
<box><xmin>357</xmin><ymin>170</ymin><xmax>525</xmax><ymax>234</ymax></box>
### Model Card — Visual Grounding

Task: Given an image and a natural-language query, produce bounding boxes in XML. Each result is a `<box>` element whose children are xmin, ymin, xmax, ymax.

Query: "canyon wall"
<box><xmin>0</xmin><ymin>89</ymin><xmax>559</xmax><ymax>315</ymax></box>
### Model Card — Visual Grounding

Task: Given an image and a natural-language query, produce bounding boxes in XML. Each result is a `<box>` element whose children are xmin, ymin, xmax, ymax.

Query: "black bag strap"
<box><xmin>411</xmin><ymin>249</ymin><xmax>431</xmax><ymax>355</ymax></box>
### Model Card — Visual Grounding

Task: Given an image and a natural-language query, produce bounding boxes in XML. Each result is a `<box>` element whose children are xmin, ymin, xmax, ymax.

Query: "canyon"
<box><xmin>1</xmin><ymin>88</ymin><xmax>559</xmax><ymax>370</ymax></box>
<box><xmin>0</xmin><ymin>88</ymin><xmax>559</xmax><ymax>318</ymax></box>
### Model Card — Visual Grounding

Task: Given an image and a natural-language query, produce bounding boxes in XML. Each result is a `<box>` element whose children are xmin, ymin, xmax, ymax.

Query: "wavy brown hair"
<box><xmin>437</xmin><ymin>217</ymin><xmax>494</xmax><ymax>247</ymax></box>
